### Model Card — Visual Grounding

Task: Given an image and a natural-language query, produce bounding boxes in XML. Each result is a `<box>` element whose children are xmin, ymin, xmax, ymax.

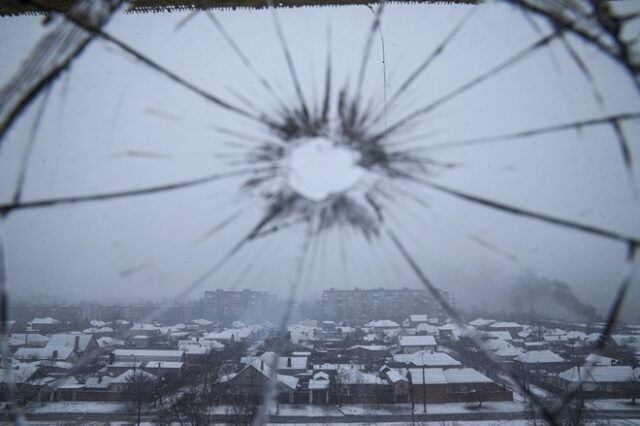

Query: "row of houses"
<box><xmin>217</xmin><ymin>350</ymin><xmax>513</xmax><ymax>405</ymax></box>
<box><xmin>448</xmin><ymin>318</ymin><xmax>640</xmax><ymax>400</ymax></box>
<box><xmin>3</xmin><ymin>319</ymin><xmax>263</xmax><ymax>404</ymax></box>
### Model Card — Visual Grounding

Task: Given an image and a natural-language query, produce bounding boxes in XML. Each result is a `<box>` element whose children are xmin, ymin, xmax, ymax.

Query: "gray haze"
<box><xmin>1</xmin><ymin>2</ymin><xmax>639</xmax><ymax>321</ymax></box>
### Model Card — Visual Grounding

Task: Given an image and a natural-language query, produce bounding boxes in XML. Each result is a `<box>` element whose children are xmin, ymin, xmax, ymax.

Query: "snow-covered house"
<box><xmin>513</xmin><ymin>350</ymin><xmax>568</xmax><ymax>373</ymax></box>
<box><xmin>364</xmin><ymin>319</ymin><xmax>400</xmax><ymax>331</ymax></box>
<box><xmin>584</xmin><ymin>353</ymin><xmax>620</xmax><ymax>366</ymax></box>
<box><xmin>407</xmin><ymin>367</ymin><xmax>513</xmax><ymax>403</ymax></box>
<box><xmin>142</xmin><ymin>361</ymin><xmax>184</xmax><ymax>381</ymax></box>
<box><xmin>28</xmin><ymin>317</ymin><xmax>62</xmax><ymax>333</ymax></box>
<box><xmin>346</xmin><ymin>345</ymin><xmax>390</xmax><ymax>362</ymax></box>
<box><xmin>333</xmin><ymin>367</ymin><xmax>390</xmax><ymax>404</ymax></box>
<box><xmin>409</xmin><ymin>314</ymin><xmax>429</xmax><ymax>327</ymax></box>
<box><xmin>391</xmin><ymin>350</ymin><xmax>461</xmax><ymax>368</ymax></box>
<box><xmin>468</xmin><ymin>318</ymin><xmax>496</xmax><ymax>329</ymax></box>
<box><xmin>488</xmin><ymin>322</ymin><xmax>524</xmax><ymax>338</ymax></box>
<box><xmin>108</xmin><ymin>368</ymin><xmax>157</xmax><ymax>393</ymax></box>
<box><xmin>438</xmin><ymin>323</ymin><xmax>464</xmax><ymax>340</ymax></box>
<box><xmin>241</xmin><ymin>351</ymin><xmax>309</xmax><ymax>374</ymax></box>
<box><xmin>308</xmin><ymin>371</ymin><xmax>330</xmax><ymax>404</ymax></box>
<box><xmin>399</xmin><ymin>335</ymin><xmax>436</xmax><ymax>354</ymax></box>
<box><xmin>384</xmin><ymin>368</ymin><xmax>411</xmax><ymax>402</ymax></box>
<box><xmin>416</xmin><ymin>323</ymin><xmax>439</xmax><ymax>336</ymax></box>
<box><xmin>554</xmin><ymin>365</ymin><xmax>639</xmax><ymax>396</ymax></box>
<box><xmin>97</xmin><ymin>336</ymin><xmax>126</xmax><ymax>350</ymax></box>
<box><xmin>219</xmin><ymin>360</ymin><xmax>299</xmax><ymax>403</ymax></box>
<box><xmin>129</xmin><ymin>323</ymin><xmax>160</xmax><ymax>338</ymax></box>
<box><xmin>112</xmin><ymin>349</ymin><xmax>185</xmax><ymax>364</ymax></box>
<box><xmin>9</xmin><ymin>333</ymin><xmax>50</xmax><ymax>350</ymax></box>
<box><xmin>13</xmin><ymin>344</ymin><xmax>78</xmax><ymax>363</ymax></box>
<box><xmin>313</xmin><ymin>363</ymin><xmax>365</xmax><ymax>372</ymax></box>
<box><xmin>179</xmin><ymin>339</ymin><xmax>225</xmax><ymax>365</ymax></box>
<box><xmin>48</xmin><ymin>334</ymin><xmax>99</xmax><ymax>357</ymax></box>
<box><xmin>191</xmin><ymin>318</ymin><xmax>214</xmax><ymax>330</ymax></box>
<box><xmin>203</xmin><ymin>327</ymin><xmax>253</xmax><ymax>343</ymax></box>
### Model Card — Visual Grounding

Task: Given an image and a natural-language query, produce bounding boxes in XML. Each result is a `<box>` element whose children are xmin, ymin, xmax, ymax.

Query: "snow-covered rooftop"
<box><xmin>97</xmin><ymin>336</ymin><xmax>125</xmax><ymax>348</ymax></box>
<box><xmin>309</xmin><ymin>372</ymin><xmax>330</xmax><ymax>389</ymax></box>
<box><xmin>49</xmin><ymin>334</ymin><xmax>95</xmax><ymax>351</ymax></box>
<box><xmin>393</xmin><ymin>350</ymin><xmax>461</xmax><ymax>367</ymax></box>
<box><xmin>8</xmin><ymin>333</ymin><xmax>49</xmax><ymax>346</ymax></box>
<box><xmin>399</xmin><ymin>335</ymin><xmax>436</xmax><ymax>347</ymax></box>
<box><xmin>242</xmin><ymin>352</ymin><xmax>308</xmax><ymax>370</ymax></box>
<box><xmin>408</xmin><ymin>367</ymin><xmax>493</xmax><ymax>385</ymax></box>
<box><xmin>29</xmin><ymin>317</ymin><xmax>60</xmax><ymax>325</ymax></box>
<box><xmin>484</xmin><ymin>331</ymin><xmax>513</xmax><ymax>341</ymax></box>
<box><xmin>106</xmin><ymin>361</ymin><xmax>144</xmax><ymax>368</ymax></box>
<box><xmin>1</xmin><ymin>361</ymin><xmax>40</xmax><ymax>383</ymax></box>
<box><xmin>559</xmin><ymin>365</ymin><xmax>638</xmax><ymax>383</ymax></box>
<box><xmin>495</xmin><ymin>345</ymin><xmax>523</xmax><ymax>358</ymax></box>
<box><xmin>410</xmin><ymin>314</ymin><xmax>429</xmax><ymax>322</ymax></box>
<box><xmin>444</xmin><ymin>368</ymin><xmax>493</xmax><ymax>384</ymax></box>
<box><xmin>192</xmin><ymin>319</ymin><xmax>214</xmax><ymax>326</ymax></box>
<box><xmin>514</xmin><ymin>350</ymin><xmax>564</xmax><ymax>364</ymax></box>
<box><xmin>143</xmin><ymin>361</ymin><xmax>184</xmax><ymax>369</ymax></box>
<box><xmin>111</xmin><ymin>369</ymin><xmax>157</xmax><ymax>384</ymax></box>
<box><xmin>113</xmin><ymin>349</ymin><xmax>184</xmax><ymax>359</ymax></box>
<box><xmin>416</xmin><ymin>323</ymin><xmax>439</xmax><ymax>334</ymax></box>
<box><xmin>365</xmin><ymin>319</ymin><xmax>400</xmax><ymax>328</ymax></box>
<box><xmin>468</xmin><ymin>318</ymin><xmax>496</xmax><ymax>327</ymax></box>
<box><xmin>14</xmin><ymin>345</ymin><xmax>75</xmax><ymax>361</ymax></box>
<box><xmin>489</xmin><ymin>322</ymin><xmax>522</xmax><ymax>328</ymax></box>
<box><xmin>313</xmin><ymin>363</ymin><xmax>364</xmax><ymax>371</ymax></box>
<box><xmin>337</xmin><ymin>368</ymin><xmax>385</xmax><ymax>385</ymax></box>
<box><xmin>584</xmin><ymin>353</ymin><xmax>619</xmax><ymax>366</ymax></box>
<box><xmin>129</xmin><ymin>323</ymin><xmax>158</xmax><ymax>331</ymax></box>
<box><xmin>347</xmin><ymin>344</ymin><xmax>389</xmax><ymax>352</ymax></box>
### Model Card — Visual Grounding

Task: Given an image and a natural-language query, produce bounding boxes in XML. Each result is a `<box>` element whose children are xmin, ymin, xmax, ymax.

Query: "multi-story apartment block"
<box><xmin>322</xmin><ymin>287</ymin><xmax>448</xmax><ymax>324</ymax></box>
<box><xmin>203</xmin><ymin>289</ymin><xmax>278</xmax><ymax>323</ymax></box>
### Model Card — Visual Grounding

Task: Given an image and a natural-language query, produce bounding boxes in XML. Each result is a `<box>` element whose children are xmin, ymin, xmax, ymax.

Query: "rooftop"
<box><xmin>399</xmin><ymin>335</ymin><xmax>437</xmax><ymax>347</ymax></box>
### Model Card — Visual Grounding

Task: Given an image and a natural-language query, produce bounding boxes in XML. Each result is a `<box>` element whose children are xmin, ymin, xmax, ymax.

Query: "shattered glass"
<box><xmin>1</xmin><ymin>0</ymin><xmax>639</xmax><ymax>424</ymax></box>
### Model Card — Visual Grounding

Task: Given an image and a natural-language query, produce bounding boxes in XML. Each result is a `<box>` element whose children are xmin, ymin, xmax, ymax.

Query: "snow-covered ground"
<box><xmin>210</xmin><ymin>401</ymin><xmax>530</xmax><ymax>417</ymax></box>
<box><xmin>210</xmin><ymin>404</ymin><xmax>344</xmax><ymax>416</ymax></box>
<box><xmin>337</xmin><ymin>401</ymin><xmax>528</xmax><ymax>416</ymax></box>
<box><xmin>23</xmin><ymin>399</ymin><xmax>638</xmax><ymax>416</ymax></box>
<box><xmin>27</xmin><ymin>401</ymin><xmax>128</xmax><ymax>413</ymax></box>
<box><xmin>13</xmin><ymin>420</ymin><xmax>639</xmax><ymax>426</ymax></box>
<box><xmin>266</xmin><ymin>422</ymin><xmax>638</xmax><ymax>426</ymax></box>
<box><xmin>586</xmin><ymin>399</ymin><xmax>640</xmax><ymax>410</ymax></box>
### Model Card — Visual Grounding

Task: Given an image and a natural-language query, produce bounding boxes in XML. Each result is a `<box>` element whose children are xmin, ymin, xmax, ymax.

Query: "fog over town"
<box><xmin>1</xmin><ymin>0</ymin><xmax>639</xmax><ymax>424</ymax></box>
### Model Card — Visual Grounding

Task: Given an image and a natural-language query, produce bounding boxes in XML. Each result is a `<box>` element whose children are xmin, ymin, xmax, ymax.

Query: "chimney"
<box><xmin>52</xmin><ymin>350</ymin><xmax>58</xmax><ymax>360</ymax></box>
<box><xmin>287</xmin><ymin>357</ymin><xmax>292</xmax><ymax>368</ymax></box>
<box><xmin>74</xmin><ymin>335</ymin><xmax>80</xmax><ymax>352</ymax></box>
<box><xmin>260</xmin><ymin>360</ymin><xmax>264</xmax><ymax>370</ymax></box>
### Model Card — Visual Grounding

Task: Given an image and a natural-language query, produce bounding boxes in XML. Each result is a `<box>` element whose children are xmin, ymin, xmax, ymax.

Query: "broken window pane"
<box><xmin>1</xmin><ymin>1</ymin><xmax>639</xmax><ymax>424</ymax></box>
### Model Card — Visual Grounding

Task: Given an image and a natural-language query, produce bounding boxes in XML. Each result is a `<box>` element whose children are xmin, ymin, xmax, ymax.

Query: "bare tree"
<box><xmin>156</xmin><ymin>390</ymin><xmax>209</xmax><ymax>426</ymax></box>
<box><xmin>559</xmin><ymin>395</ymin><xmax>586</xmax><ymax>426</ymax></box>
<box><xmin>329</xmin><ymin>369</ymin><xmax>346</xmax><ymax>407</ymax></box>
<box><xmin>123</xmin><ymin>368</ymin><xmax>156</xmax><ymax>426</ymax></box>
<box><xmin>631</xmin><ymin>368</ymin><xmax>640</xmax><ymax>405</ymax></box>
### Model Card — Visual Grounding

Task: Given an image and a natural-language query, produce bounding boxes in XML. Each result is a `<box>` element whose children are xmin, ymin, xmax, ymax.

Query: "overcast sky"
<box><xmin>1</xmin><ymin>2</ymin><xmax>639</xmax><ymax>321</ymax></box>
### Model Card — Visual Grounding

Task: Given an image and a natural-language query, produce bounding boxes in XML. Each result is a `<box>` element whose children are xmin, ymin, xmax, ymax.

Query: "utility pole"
<box><xmin>422</xmin><ymin>364</ymin><xmax>427</xmax><ymax>413</ymax></box>
<box><xmin>420</xmin><ymin>351</ymin><xmax>427</xmax><ymax>414</ymax></box>
<box><xmin>408</xmin><ymin>370</ymin><xmax>415</xmax><ymax>426</ymax></box>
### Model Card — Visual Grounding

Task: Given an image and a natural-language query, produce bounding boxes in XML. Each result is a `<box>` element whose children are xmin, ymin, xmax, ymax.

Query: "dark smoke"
<box><xmin>509</xmin><ymin>273</ymin><xmax>600</xmax><ymax>321</ymax></box>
